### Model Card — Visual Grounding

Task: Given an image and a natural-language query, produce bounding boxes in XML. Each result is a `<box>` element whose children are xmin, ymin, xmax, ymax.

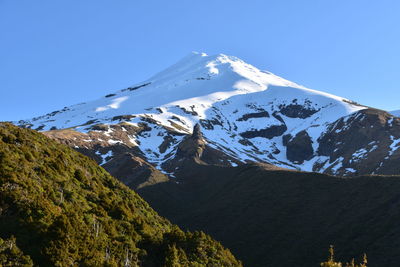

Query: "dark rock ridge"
<box><xmin>285</xmin><ymin>130</ymin><xmax>314</xmax><ymax>164</ymax></box>
<box><xmin>176</xmin><ymin>123</ymin><xmax>205</xmax><ymax>159</ymax></box>
<box><xmin>240</xmin><ymin>124</ymin><xmax>287</xmax><ymax>139</ymax></box>
<box><xmin>237</xmin><ymin>111</ymin><xmax>270</xmax><ymax>121</ymax></box>
<box><xmin>161</xmin><ymin>124</ymin><xmax>242</xmax><ymax>174</ymax></box>
<box><xmin>314</xmin><ymin>108</ymin><xmax>400</xmax><ymax>176</ymax></box>
<box><xmin>279</xmin><ymin>103</ymin><xmax>319</xmax><ymax>118</ymax></box>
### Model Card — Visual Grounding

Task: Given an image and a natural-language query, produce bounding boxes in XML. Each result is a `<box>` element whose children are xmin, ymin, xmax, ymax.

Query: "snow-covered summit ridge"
<box><xmin>144</xmin><ymin>51</ymin><xmax>307</xmax><ymax>94</ymax></box>
<box><xmin>18</xmin><ymin>52</ymin><xmax>364</xmax><ymax>131</ymax></box>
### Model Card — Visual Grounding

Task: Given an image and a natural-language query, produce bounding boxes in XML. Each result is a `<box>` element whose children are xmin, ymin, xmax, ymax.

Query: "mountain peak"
<box><xmin>19</xmin><ymin>52</ymin><xmax>315</xmax><ymax>130</ymax></box>
<box><xmin>17</xmin><ymin>52</ymin><xmax>370</xmax><ymax>176</ymax></box>
<box><xmin>146</xmin><ymin>51</ymin><xmax>244</xmax><ymax>83</ymax></box>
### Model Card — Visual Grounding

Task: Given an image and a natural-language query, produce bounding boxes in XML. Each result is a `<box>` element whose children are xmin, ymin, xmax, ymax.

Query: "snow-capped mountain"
<box><xmin>16</xmin><ymin>52</ymin><xmax>400</xmax><ymax>179</ymax></box>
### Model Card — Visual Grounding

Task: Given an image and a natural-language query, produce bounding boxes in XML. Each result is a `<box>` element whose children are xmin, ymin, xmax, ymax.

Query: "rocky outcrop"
<box><xmin>240</xmin><ymin>124</ymin><xmax>287</xmax><ymax>139</ymax></box>
<box><xmin>315</xmin><ymin>109</ymin><xmax>400</xmax><ymax>175</ymax></box>
<box><xmin>162</xmin><ymin>124</ymin><xmax>241</xmax><ymax>174</ymax></box>
<box><xmin>43</xmin><ymin>122</ymin><xmax>173</xmax><ymax>190</ymax></box>
<box><xmin>237</xmin><ymin>111</ymin><xmax>270</xmax><ymax>121</ymax></box>
<box><xmin>103</xmin><ymin>153</ymin><xmax>169</xmax><ymax>189</ymax></box>
<box><xmin>285</xmin><ymin>130</ymin><xmax>314</xmax><ymax>164</ymax></box>
<box><xmin>279</xmin><ymin>104</ymin><xmax>319</xmax><ymax>119</ymax></box>
<box><xmin>175</xmin><ymin>123</ymin><xmax>205</xmax><ymax>159</ymax></box>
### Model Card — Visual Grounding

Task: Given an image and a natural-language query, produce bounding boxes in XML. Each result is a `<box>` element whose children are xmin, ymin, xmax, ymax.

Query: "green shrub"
<box><xmin>321</xmin><ymin>246</ymin><xmax>367</xmax><ymax>267</ymax></box>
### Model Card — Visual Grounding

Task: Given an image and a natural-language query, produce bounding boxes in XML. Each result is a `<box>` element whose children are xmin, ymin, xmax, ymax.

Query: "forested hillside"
<box><xmin>0</xmin><ymin>123</ymin><xmax>241</xmax><ymax>266</ymax></box>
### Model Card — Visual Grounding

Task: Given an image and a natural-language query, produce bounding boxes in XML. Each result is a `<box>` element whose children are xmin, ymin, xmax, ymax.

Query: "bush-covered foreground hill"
<box><xmin>0</xmin><ymin>123</ymin><xmax>241</xmax><ymax>266</ymax></box>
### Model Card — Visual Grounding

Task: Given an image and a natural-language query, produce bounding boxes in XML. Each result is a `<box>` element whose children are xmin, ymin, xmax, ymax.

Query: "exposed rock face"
<box><xmin>240</xmin><ymin>124</ymin><xmax>287</xmax><ymax>139</ymax></box>
<box><xmin>162</xmin><ymin>124</ymin><xmax>242</xmax><ymax>174</ymax></box>
<box><xmin>43</xmin><ymin>122</ymin><xmax>174</xmax><ymax>189</ymax></box>
<box><xmin>279</xmin><ymin>103</ymin><xmax>319</xmax><ymax>118</ymax></box>
<box><xmin>237</xmin><ymin>111</ymin><xmax>270</xmax><ymax>121</ymax></box>
<box><xmin>315</xmin><ymin>109</ymin><xmax>400</xmax><ymax>176</ymax></box>
<box><xmin>176</xmin><ymin>123</ymin><xmax>205</xmax><ymax>159</ymax></box>
<box><xmin>103</xmin><ymin>153</ymin><xmax>169</xmax><ymax>189</ymax></box>
<box><xmin>285</xmin><ymin>130</ymin><xmax>314</xmax><ymax>164</ymax></box>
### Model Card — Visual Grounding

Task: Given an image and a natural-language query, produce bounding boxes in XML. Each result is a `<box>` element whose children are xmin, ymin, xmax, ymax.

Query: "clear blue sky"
<box><xmin>1</xmin><ymin>0</ymin><xmax>400</xmax><ymax>121</ymax></box>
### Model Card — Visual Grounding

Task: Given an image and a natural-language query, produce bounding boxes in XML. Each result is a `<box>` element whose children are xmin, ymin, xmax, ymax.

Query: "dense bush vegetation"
<box><xmin>320</xmin><ymin>246</ymin><xmax>367</xmax><ymax>267</ymax></box>
<box><xmin>0</xmin><ymin>123</ymin><xmax>241</xmax><ymax>266</ymax></box>
<box><xmin>0</xmin><ymin>236</ymin><xmax>33</xmax><ymax>266</ymax></box>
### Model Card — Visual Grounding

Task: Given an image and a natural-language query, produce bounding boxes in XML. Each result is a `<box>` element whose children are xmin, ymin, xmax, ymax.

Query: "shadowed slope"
<box><xmin>138</xmin><ymin>162</ymin><xmax>400</xmax><ymax>267</ymax></box>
